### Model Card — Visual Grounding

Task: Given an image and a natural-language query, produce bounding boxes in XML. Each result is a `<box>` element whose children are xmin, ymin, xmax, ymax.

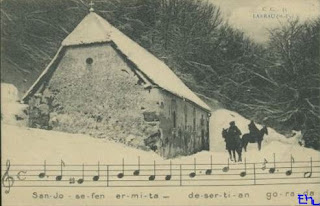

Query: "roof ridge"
<box><xmin>62</xmin><ymin>12</ymin><xmax>111</xmax><ymax>46</ymax></box>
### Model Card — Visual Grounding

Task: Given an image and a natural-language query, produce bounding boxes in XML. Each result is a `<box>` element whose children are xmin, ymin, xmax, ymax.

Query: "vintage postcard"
<box><xmin>1</xmin><ymin>0</ymin><xmax>319</xmax><ymax>205</ymax></box>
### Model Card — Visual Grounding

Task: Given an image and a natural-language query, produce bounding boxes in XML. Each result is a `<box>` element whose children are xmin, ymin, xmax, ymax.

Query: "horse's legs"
<box><xmin>237</xmin><ymin>149</ymin><xmax>242</xmax><ymax>162</ymax></box>
<box><xmin>243</xmin><ymin>141</ymin><xmax>248</xmax><ymax>152</ymax></box>
<box><xmin>258</xmin><ymin>141</ymin><xmax>262</xmax><ymax>151</ymax></box>
<box><xmin>232</xmin><ymin>150</ymin><xmax>236</xmax><ymax>162</ymax></box>
<box><xmin>228</xmin><ymin>150</ymin><xmax>233</xmax><ymax>161</ymax></box>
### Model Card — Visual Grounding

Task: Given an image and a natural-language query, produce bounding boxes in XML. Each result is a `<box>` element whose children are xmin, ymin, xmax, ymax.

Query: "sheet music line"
<box><xmin>1</xmin><ymin>155</ymin><xmax>320</xmax><ymax>193</ymax></box>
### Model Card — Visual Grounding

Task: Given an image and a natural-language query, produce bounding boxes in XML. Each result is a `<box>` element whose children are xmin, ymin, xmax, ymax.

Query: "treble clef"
<box><xmin>1</xmin><ymin>160</ymin><xmax>15</xmax><ymax>194</ymax></box>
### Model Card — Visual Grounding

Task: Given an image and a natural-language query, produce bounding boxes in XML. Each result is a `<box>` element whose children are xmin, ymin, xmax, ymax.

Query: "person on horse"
<box><xmin>221</xmin><ymin>121</ymin><xmax>243</xmax><ymax>162</ymax></box>
<box><xmin>224</xmin><ymin>121</ymin><xmax>241</xmax><ymax>149</ymax></box>
<box><xmin>248</xmin><ymin>120</ymin><xmax>259</xmax><ymax>137</ymax></box>
<box><xmin>228</xmin><ymin>121</ymin><xmax>242</xmax><ymax>140</ymax></box>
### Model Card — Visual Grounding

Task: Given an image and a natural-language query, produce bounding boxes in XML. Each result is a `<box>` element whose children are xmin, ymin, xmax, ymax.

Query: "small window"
<box><xmin>172</xmin><ymin>99</ymin><xmax>177</xmax><ymax>128</ymax></box>
<box><xmin>184</xmin><ymin>105</ymin><xmax>188</xmax><ymax>129</ymax></box>
<box><xmin>86</xmin><ymin>58</ymin><xmax>93</xmax><ymax>65</ymax></box>
<box><xmin>201</xmin><ymin>115</ymin><xmax>204</xmax><ymax>126</ymax></box>
<box><xmin>193</xmin><ymin>108</ymin><xmax>196</xmax><ymax>131</ymax></box>
<box><xmin>173</xmin><ymin>111</ymin><xmax>176</xmax><ymax>128</ymax></box>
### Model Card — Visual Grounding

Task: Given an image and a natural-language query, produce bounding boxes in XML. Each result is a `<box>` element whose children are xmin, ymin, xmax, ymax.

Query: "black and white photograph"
<box><xmin>1</xmin><ymin>0</ymin><xmax>319</xmax><ymax>205</ymax></box>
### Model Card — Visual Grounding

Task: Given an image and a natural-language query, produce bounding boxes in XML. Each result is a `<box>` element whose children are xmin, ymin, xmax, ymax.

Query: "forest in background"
<box><xmin>1</xmin><ymin>0</ymin><xmax>319</xmax><ymax>149</ymax></box>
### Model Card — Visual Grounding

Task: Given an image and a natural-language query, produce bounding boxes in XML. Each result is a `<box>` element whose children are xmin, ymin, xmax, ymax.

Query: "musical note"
<box><xmin>189</xmin><ymin>158</ymin><xmax>196</xmax><ymax>178</ymax></box>
<box><xmin>38</xmin><ymin>160</ymin><xmax>47</xmax><ymax>178</ymax></box>
<box><xmin>77</xmin><ymin>164</ymin><xmax>85</xmax><ymax>184</ymax></box>
<box><xmin>165</xmin><ymin>161</ymin><xmax>172</xmax><ymax>181</ymax></box>
<box><xmin>304</xmin><ymin>157</ymin><xmax>313</xmax><ymax>178</ymax></box>
<box><xmin>133</xmin><ymin>156</ymin><xmax>140</xmax><ymax>176</ymax></box>
<box><xmin>149</xmin><ymin>161</ymin><xmax>156</xmax><ymax>181</ymax></box>
<box><xmin>93</xmin><ymin>162</ymin><xmax>100</xmax><ymax>181</ymax></box>
<box><xmin>285</xmin><ymin>155</ymin><xmax>295</xmax><ymax>176</ymax></box>
<box><xmin>1</xmin><ymin>160</ymin><xmax>14</xmax><ymax>194</ymax></box>
<box><xmin>222</xmin><ymin>158</ymin><xmax>230</xmax><ymax>172</ymax></box>
<box><xmin>269</xmin><ymin>153</ymin><xmax>276</xmax><ymax>174</ymax></box>
<box><xmin>205</xmin><ymin>155</ymin><xmax>213</xmax><ymax>175</ymax></box>
<box><xmin>117</xmin><ymin>158</ymin><xmax>125</xmax><ymax>179</ymax></box>
<box><xmin>240</xmin><ymin>158</ymin><xmax>247</xmax><ymax>177</ymax></box>
<box><xmin>262</xmin><ymin>158</ymin><xmax>268</xmax><ymax>170</ymax></box>
<box><xmin>69</xmin><ymin>177</ymin><xmax>76</xmax><ymax>184</ymax></box>
<box><xmin>56</xmin><ymin>160</ymin><xmax>65</xmax><ymax>181</ymax></box>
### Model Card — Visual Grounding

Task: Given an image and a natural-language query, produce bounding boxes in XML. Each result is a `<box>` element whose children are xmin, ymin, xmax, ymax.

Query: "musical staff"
<box><xmin>1</xmin><ymin>156</ymin><xmax>320</xmax><ymax>194</ymax></box>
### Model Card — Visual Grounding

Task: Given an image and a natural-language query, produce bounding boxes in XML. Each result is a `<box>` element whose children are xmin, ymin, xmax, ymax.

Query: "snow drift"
<box><xmin>1</xmin><ymin>83</ymin><xmax>28</xmax><ymax>127</ymax></box>
<box><xmin>210</xmin><ymin>109</ymin><xmax>305</xmax><ymax>153</ymax></box>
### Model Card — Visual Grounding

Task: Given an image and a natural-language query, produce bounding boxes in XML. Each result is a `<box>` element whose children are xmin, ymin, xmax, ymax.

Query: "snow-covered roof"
<box><xmin>23</xmin><ymin>12</ymin><xmax>211</xmax><ymax>112</ymax></box>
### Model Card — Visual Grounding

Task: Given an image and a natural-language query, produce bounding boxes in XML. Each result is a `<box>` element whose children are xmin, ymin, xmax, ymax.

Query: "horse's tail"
<box><xmin>241</xmin><ymin>134</ymin><xmax>250</xmax><ymax>151</ymax></box>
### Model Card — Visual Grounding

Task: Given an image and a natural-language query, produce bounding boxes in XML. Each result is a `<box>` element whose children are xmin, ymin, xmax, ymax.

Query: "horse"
<box><xmin>242</xmin><ymin>126</ymin><xmax>268</xmax><ymax>152</ymax></box>
<box><xmin>222</xmin><ymin>128</ymin><xmax>242</xmax><ymax>162</ymax></box>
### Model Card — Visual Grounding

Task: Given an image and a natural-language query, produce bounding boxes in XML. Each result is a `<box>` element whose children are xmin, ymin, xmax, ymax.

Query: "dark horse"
<box><xmin>242</xmin><ymin>126</ymin><xmax>268</xmax><ymax>152</ymax></box>
<box><xmin>222</xmin><ymin>128</ymin><xmax>242</xmax><ymax>162</ymax></box>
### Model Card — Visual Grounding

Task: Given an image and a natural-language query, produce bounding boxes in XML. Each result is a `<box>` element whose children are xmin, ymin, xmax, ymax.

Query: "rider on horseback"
<box><xmin>222</xmin><ymin>121</ymin><xmax>243</xmax><ymax>162</ymax></box>
<box><xmin>227</xmin><ymin>121</ymin><xmax>242</xmax><ymax>142</ymax></box>
<box><xmin>242</xmin><ymin>120</ymin><xmax>268</xmax><ymax>151</ymax></box>
<box><xmin>248</xmin><ymin>120</ymin><xmax>259</xmax><ymax>137</ymax></box>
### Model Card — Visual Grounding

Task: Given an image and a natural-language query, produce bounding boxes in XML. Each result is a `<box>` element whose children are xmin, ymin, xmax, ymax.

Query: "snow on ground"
<box><xmin>208</xmin><ymin>109</ymin><xmax>313</xmax><ymax>162</ymax></box>
<box><xmin>1</xmin><ymin>83</ymin><xmax>318</xmax><ymax>164</ymax></box>
<box><xmin>2</xmin><ymin>123</ymin><xmax>319</xmax><ymax>206</ymax></box>
<box><xmin>1</xmin><ymin>83</ymin><xmax>19</xmax><ymax>102</ymax></box>
<box><xmin>2</xmin><ymin>123</ymin><xmax>319</xmax><ymax>166</ymax></box>
<box><xmin>2</xmin><ymin>124</ymin><xmax>164</xmax><ymax>164</ymax></box>
<box><xmin>1</xmin><ymin>83</ymin><xmax>28</xmax><ymax>127</ymax></box>
<box><xmin>210</xmin><ymin>109</ymin><xmax>302</xmax><ymax>152</ymax></box>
